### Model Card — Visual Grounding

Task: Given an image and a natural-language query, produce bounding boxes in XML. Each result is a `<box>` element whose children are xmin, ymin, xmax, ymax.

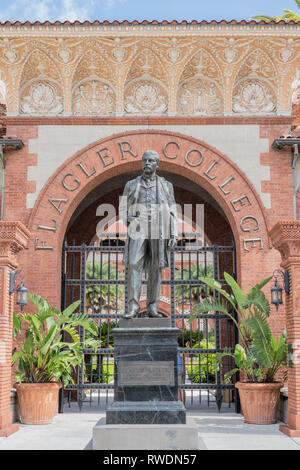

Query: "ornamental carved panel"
<box><xmin>177</xmin><ymin>49</ymin><xmax>224</xmax><ymax>114</ymax></box>
<box><xmin>232</xmin><ymin>49</ymin><xmax>277</xmax><ymax>113</ymax></box>
<box><xmin>0</xmin><ymin>30</ymin><xmax>299</xmax><ymax>115</ymax></box>
<box><xmin>124</xmin><ymin>80</ymin><xmax>168</xmax><ymax>114</ymax></box>
<box><xmin>124</xmin><ymin>49</ymin><xmax>168</xmax><ymax>114</ymax></box>
<box><xmin>72</xmin><ymin>80</ymin><xmax>115</xmax><ymax>115</ymax></box>
<box><xmin>19</xmin><ymin>49</ymin><xmax>64</xmax><ymax>114</ymax></box>
<box><xmin>20</xmin><ymin>81</ymin><xmax>64</xmax><ymax>114</ymax></box>
<box><xmin>71</xmin><ymin>49</ymin><xmax>116</xmax><ymax>115</ymax></box>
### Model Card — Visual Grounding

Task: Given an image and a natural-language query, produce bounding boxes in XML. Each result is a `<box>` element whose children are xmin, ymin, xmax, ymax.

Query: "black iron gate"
<box><xmin>61</xmin><ymin>233</ymin><xmax>238</xmax><ymax>412</ymax></box>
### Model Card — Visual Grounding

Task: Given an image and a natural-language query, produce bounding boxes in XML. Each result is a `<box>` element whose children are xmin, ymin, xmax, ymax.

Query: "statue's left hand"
<box><xmin>168</xmin><ymin>237</ymin><xmax>177</xmax><ymax>249</ymax></box>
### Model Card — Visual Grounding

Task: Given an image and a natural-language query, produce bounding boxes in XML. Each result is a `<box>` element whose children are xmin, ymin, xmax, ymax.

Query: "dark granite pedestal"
<box><xmin>106</xmin><ymin>318</ymin><xmax>186</xmax><ymax>425</ymax></box>
<box><xmin>93</xmin><ymin>318</ymin><xmax>199</xmax><ymax>449</ymax></box>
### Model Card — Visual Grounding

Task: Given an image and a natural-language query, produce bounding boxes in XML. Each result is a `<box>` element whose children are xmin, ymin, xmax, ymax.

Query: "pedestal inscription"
<box><xmin>119</xmin><ymin>361</ymin><xmax>175</xmax><ymax>386</ymax></box>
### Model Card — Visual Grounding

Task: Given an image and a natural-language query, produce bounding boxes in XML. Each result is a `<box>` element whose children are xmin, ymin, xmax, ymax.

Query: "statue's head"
<box><xmin>142</xmin><ymin>150</ymin><xmax>160</xmax><ymax>174</ymax></box>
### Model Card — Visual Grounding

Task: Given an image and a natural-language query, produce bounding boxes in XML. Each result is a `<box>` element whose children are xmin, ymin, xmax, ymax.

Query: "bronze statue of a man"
<box><xmin>119</xmin><ymin>150</ymin><xmax>178</xmax><ymax>318</ymax></box>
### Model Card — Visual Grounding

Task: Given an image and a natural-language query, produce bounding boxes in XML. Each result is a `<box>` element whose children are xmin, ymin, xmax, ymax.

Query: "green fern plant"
<box><xmin>190</xmin><ymin>273</ymin><xmax>287</xmax><ymax>383</ymax></box>
<box><xmin>12</xmin><ymin>294</ymin><xmax>100</xmax><ymax>386</ymax></box>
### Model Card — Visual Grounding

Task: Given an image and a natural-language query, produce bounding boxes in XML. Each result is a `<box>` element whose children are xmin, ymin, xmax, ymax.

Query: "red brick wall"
<box><xmin>4</xmin><ymin>117</ymin><xmax>294</xmax><ymax>341</ymax></box>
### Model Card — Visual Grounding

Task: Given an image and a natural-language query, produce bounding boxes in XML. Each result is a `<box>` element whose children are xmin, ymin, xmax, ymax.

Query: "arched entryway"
<box><xmin>26</xmin><ymin>130</ymin><xmax>272</xmax><ymax>302</ymax></box>
<box><xmin>61</xmin><ymin>166</ymin><xmax>237</xmax><ymax>411</ymax></box>
<box><xmin>22</xmin><ymin>130</ymin><xmax>279</xmax><ymax>411</ymax></box>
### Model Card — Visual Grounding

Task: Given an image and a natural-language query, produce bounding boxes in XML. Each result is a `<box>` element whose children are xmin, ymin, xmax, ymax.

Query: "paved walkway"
<box><xmin>1</xmin><ymin>404</ymin><xmax>300</xmax><ymax>450</ymax></box>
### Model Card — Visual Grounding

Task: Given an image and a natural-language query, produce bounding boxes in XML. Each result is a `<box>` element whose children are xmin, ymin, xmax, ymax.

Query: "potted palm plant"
<box><xmin>12</xmin><ymin>293</ymin><xmax>99</xmax><ymax>424</ymax></box>
<box><xmin>190</xmin><ymin>272</ymin><xmax>287</xmax><ymax>424</ymax></box>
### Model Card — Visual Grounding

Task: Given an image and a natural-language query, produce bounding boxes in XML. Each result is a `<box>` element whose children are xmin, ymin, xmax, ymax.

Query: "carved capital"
<box><xmin>269</xmin><ymin>221</ymin><xmax>300</xmax><ymax>264</ymax></box>
<box><xmin>0</xmin><ymin>222</ymin><xmax>31</xmax><ymax>264</ymax></box>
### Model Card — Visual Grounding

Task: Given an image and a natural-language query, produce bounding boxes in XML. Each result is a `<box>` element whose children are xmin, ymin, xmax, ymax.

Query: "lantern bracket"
<box><xmin>9</xmin><ymin>269</ymin><xmax>25</xmax><ymax>295</ymax></box>
<box><xmin>273</xmin><ymin>269</ymin><xmax>290</xmax><ymax>295</ymax></box>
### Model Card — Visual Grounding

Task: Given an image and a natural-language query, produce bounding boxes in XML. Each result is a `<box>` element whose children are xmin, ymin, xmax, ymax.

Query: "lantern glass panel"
<box><xmin>271</xmin><ymin>285</ymin><xmax>282</xmax><ymax>305</ymax></box>
<box><xmin>17</xmin><ymin>283</ymin><xmax>28</xmax><ymax>306</ymax></box>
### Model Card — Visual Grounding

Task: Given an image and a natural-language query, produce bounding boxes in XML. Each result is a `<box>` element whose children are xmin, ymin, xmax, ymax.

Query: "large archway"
<box><xmin>63</xmin><ymin>167</ymin><xmax>235</xmax><ymax>319</ymax></box>
<box><xmin>24</xmin><ymin>129</ymin><xmax>274</xmax><ymax>309</ymax></box>
<box><xmin>19</xmin><ymin>129</ymin><xmax>284</xmax><ymax>411</ymax></box>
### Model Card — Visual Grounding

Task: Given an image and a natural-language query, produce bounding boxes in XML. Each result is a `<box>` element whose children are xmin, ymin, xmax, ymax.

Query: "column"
<box><xmin>0</xmin><ymin>221</ymin><xmax>31</xmax><ymax>437</ymax></box>
<box><xmin>270</xmin><ymin>221</ymin><xmax>300</xmax><ymax>437</ymax></box>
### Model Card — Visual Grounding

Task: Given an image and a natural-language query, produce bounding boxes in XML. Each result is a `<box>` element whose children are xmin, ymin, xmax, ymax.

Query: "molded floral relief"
<box><xmin>19</xmin><ymin>49</ymin><xmax>64</xmax><ymax>114</ymax></box>
<box><xmin>57</xmin><ymin>39</ymin><xmax>72</xmax><ymax>63</ymax></box>
<box><xmin>71</xmin><ymin>49</ymin><xmax>116</xmax><ymax>113</ymax></box>
<box><xmin>232</xmin><ymin>79</ymin><xmax>276</xmax><ymax>113</ymax></box>
<box><xmin>72</xmin><ymin>80</ymin><xmax>115</xmax><ymax>115</ymax></box>
<box><xmin>178</xmin><ymin>79</ymin><xmax>223</xmax><ymax>114</ymax></box>
<box><xmin>20</xmin><ymin>81</ymin><xmax>63</xmax><ymax>114</ymax></box>
<box><xmin>232</xmin><ymin>49</ymin><xmax>277</xmax><ymax>113</ymax></box>
<box><xmin>177</xmin><ymin>49</ymin><xmax>224</xmax><ymax>114</ymax></box>
<box><xmin>1</xmin><ymin>34</ymin><xmax>297</xmax><ymax>115</ymax></box>
<box><xmin>124</xmin><ymin>80</ymin><xmax>168</xmax><ymax>114</ymax></box>
<box><xmin>124</xmin><ymin>49</ymin><xmax>169</xmax><ymax>114</ymax></box>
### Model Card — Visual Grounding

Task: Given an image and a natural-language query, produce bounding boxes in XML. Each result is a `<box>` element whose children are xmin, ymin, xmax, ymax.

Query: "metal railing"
<box><xmin>61</xmin><ymin>234</ymin><xmax>238</xmax><ymax>412</ymax></box>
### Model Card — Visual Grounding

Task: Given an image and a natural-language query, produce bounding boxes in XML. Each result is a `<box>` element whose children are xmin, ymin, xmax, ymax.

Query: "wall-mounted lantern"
<box><xmin>9</xmin><ymin>269</ymin><xmax>28</xmax><ymax>311</ymax></box>
<box><xmin>271</xmin><ymin>269</ymin><xmax>290</xmax><ymax>311</ymax></box>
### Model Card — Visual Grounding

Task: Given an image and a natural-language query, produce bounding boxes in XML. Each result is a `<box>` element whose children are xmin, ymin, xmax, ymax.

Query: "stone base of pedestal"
<box><xmin>106</xmin><ymin>400</ymin><xmax>186</xmax><ymax>425</ymax></box>
<box><xmin>93</xmin><ymin>417</ymin><xmax>201</xmax><ymax>450</ymax></box>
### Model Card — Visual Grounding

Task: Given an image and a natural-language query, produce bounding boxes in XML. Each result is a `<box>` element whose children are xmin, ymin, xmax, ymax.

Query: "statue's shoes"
<box><xmin>147</xmin><ymin>308</ymin><xmax>162</xmax><ymax>318</ymax></box>
<box><xmin>123</xmin><ymin>310</ymin><xmax>139</xmax><ymax>319</ymax></box>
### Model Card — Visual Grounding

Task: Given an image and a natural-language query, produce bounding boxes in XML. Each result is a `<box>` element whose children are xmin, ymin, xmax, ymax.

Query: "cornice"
<box><xmin>270</xmin><ymin>221</ymin><xmax>300</xmax><ymax>264</ymax></box>
<box><xmin>0</xmin><ymin>21</ymin><xmax>300</xmax><ymax>37</ymax></box>
<box><xmin>0</xmin><ymin>221</ymin><xmax>31</xmax><ymax>249</ymax></box>
<box><xmin>4</xmin><ymin>115</ymin><xmax>294</xmax><ymax>126</ymax></box>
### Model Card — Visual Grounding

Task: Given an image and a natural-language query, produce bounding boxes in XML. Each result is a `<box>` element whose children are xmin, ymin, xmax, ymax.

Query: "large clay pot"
<box><xmin>15</xmin><ymin>382</ymin><xmax>61</xmax><ymax>425</ymax></box>
<box><xmin>236</xmin><ymin>381</ymin><xmax>283</xmax><ymax>425</ymax></box>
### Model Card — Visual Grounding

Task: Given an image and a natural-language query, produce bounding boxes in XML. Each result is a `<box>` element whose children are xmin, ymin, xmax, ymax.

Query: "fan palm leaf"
<box><xmin>252</xmin><ymin>1</ymin><xmax>300</xmax><ymax>22</ymax></box>
<box><xmin>191</xmin><ymin>272</ymin><xmax>287</xmax><ymax>383</ymax></box>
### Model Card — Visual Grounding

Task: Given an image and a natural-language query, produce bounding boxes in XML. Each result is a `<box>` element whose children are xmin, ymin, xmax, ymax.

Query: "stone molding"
<box><xmin>0</xmin><ymin>31</ymin><xmax>299</xmax><ymax>115</ymax></box>
<box><xmin>0</xmin><ymin>221</ymin><xmax>31</xmax><ymax>262</ymax></box>
<box><xmin>270</xmin><ymin>221</ymin><xmax>300</xmax><ymax>264</ymax></box>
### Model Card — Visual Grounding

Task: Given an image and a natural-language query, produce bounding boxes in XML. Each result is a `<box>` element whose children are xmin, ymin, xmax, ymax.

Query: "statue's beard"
<box><xmin>143</xmin><ymin>167</ymin><xmax>154</xmax><ymax>176</ymax></box>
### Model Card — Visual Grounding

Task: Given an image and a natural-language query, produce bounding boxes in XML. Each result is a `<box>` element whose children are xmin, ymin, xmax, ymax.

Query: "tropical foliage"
<box><xmin>12</xmin><ymin>294</ymin><xmax>100</xmax><ymax>386</ymax></box>
<box><xmin>85</xmin><ymin>262</ymin><xmax>124</xmax><ymax>313</ymax></box>
<box><xmin>190</xmin><ymin>273</ymin><xmax>287</xmax><ymax>383</ymax></box>
<box><xmin>84</xmin><ymin>320</ymin><xmax>117</xmax><ymax>383</ymax></box>
<box><xmin>84</xmin><ymin>320</ymin><xmax>117</xmax><ymax>348</ymax></box>
<box><xmin>177</xmin><ymin>328</ymin><xmax>204</xmax><ymax>347</ymax></box>
<box><xmin>252</xmin><ymin>0</ymin><xmax>300</xmax><ymax>22</ymax></box>
<box><xmin>186</xmin><ymin>339</ymin><xmax>216</xmax><ymax>383</ymax></box>
<box><xmin>175</xmin><ymin>263</ymin><xmax>213</xmax><ymax>304</ymax></box>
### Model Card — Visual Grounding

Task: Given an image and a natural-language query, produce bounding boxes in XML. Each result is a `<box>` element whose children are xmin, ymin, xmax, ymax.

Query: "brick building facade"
<box><xmin>1</xmin><ymin>19</ymin><xmax>300</xmax><ymax>436</ymax></box>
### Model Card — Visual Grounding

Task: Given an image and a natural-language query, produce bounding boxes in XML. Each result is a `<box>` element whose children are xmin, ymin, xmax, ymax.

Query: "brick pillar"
<box><xmin>0</xmin><ymin>221</ymin><xmax>31</xmax><ymax>437</ymax></box>
<box><xmin>270</xmin><ymin>221</ymin><xmax>300</xmax><ymax>437</ymax></box>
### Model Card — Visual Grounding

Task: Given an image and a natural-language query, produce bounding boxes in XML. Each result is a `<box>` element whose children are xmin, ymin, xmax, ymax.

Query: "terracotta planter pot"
<box><xmin>15</xmin><ymin>382</ymin><xmax>62</xmax><ymax>425</ymax></box>
<box><xmin>236</xmin><ymin>381</ymin><xmax>283</xmax><ymax>425</ymax></box>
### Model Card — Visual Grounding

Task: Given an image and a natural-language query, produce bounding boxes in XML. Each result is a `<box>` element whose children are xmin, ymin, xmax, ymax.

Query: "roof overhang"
<box><xmin>0</xmin><ymin>138</ymin><xmax>24</xmax><ymax>150</ymax></box>
<box><xmin>272</xmin><ymin>138</ymin><xmax>300</xmax><ymax>170</ymax></box>
<box><xmin>0</xmin><ymin>138</ymin><xmax>24</xmax><ymax>169</ymax></box>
